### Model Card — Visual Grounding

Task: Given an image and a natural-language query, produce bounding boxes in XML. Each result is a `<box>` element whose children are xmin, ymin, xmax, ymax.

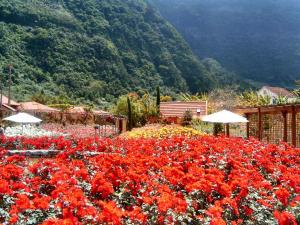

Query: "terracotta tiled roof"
<box><xmin>20</xmin><ymin>101</ymin><xmax>59</xmax><ymax>112</ymax></box>
<box><xmin>1</xmin><ymin>95</ymin><xmax>19</xmax><ymax>106</ymax></box>
<box><xmin>160</xmin><ymin>101</ymin><xmax>207</xmax><ymax>118</ymax></box>
<box><xmin>263</xmin><ymin>86</ymin><xmax>296</xmax><ymax>98</ymax></box>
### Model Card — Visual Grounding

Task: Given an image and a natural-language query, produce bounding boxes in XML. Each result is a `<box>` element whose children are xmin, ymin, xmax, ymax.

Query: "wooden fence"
<box><xmin>0</xmin><ymin>110</ymin><xmax>127</xmax><ymax>135</ymax></box>
<box><xmin>234</xmin><ymin>104</ymin><xmax>300</xmax><ymax>147</ymax></box>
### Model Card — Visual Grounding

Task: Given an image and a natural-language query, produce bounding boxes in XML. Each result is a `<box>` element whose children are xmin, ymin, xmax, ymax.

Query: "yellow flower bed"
<box><xmin>123</xmin><ymin>125</ymin><xmax>204</xmax><ymax>139</ymax></box>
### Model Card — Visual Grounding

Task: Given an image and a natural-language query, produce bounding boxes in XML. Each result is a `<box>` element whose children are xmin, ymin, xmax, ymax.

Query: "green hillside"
<box><xmin>151</xmin><ymin>0</ymin><xmax>300</xmax><ymax>88</ymax></box>
<box><xmin>0</xmin><ymin>0</ymin><xmax>240</xmax><ymax>105</ymax></box>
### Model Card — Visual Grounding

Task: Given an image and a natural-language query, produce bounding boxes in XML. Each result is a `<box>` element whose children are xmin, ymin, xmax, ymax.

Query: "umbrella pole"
<box><xmin>225</xmin><ymin>124</ymin><xmax>230</xmax><ymax>137</ymax></box>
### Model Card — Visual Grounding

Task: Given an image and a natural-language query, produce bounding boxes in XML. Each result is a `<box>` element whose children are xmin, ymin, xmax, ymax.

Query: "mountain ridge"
<box><xmin>151</xmin><ymin>0</ymin><xmax>300</xmax><ymax>88</ymax></box>
<box><xmin>0</xmin><ymin>0</ymin><xmax>242</xmax><ymax>104</ymax></box>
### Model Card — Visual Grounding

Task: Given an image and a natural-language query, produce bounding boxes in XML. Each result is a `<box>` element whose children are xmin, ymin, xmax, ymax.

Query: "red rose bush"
<box><xmin>0</xmin><ymin>135</ymin><xmax>299</xmax><ymax>224</ymax></box>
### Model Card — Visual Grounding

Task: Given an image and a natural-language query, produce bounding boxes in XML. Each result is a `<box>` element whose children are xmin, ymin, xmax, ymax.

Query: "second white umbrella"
<box><xmin>202</xmin><ymin>110</ymin><xmax>248</xmax><ymax>123</ymax></box>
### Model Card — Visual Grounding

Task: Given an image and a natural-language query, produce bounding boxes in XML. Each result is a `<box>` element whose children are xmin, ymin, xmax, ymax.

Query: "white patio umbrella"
<box><xmin>3</xmin><ymin>112</ymin><xmax>42</xmax><ymax>123</ymax></box>
<box><xmin>3</xmin><ymin>113</ymin><xmax>42</xmax><ymax>134</ymax></box>
<box><xmin>202</xmin><ymin>110</ymin><xmax>248</xmax><ymax>123</ymax></box>
<box><xmin>202</xmin><ymin>110</ymin><xmax>248</xmax><ymax>136</ymax></box>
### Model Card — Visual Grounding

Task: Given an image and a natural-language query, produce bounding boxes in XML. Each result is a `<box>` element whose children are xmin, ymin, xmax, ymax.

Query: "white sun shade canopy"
<box><xmin>3</xmin><ymin>113</ymin><xmax>42</xmax><ymax>124</ymax></box>
<box><xmin>202</xmin><ymin>110</ymin><xmax>248</xmax><ymax>123</ymax></box>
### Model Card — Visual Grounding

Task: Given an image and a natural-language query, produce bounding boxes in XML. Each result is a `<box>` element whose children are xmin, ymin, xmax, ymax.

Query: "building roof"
<box><xmin>160</xmin><ymin>101</ymin><xmax>207</xmax><ymax>118</ymax></box>
<box><xmin>93</xmin><ymin>109</ymin><xmax>112</xmax><ymax>116</ymax></box>
<box><xmin>67</xmin><ymin>106</ymin><xmax>86</xmax><ymax>114</ymax></box>
<box><xmin>262</xmin><ymin>86</ymin><xmax>296</xmax><ymax>98</ymax></box>
<box><xmin>67</xmin><ymin>106</ymin><xmax>112</xmax><ymax>116</ymax></box>
<box><xmin>1</xmin><ymin>103</ymin><xmax>17</xmax><ymax>111</ymax></box>
<box><xmin>19</xmin><ymin>101</ymin><xmax>59</xmax><ymax>112</ymax></box>
<box><xmin>1</xmin><ymin>95</ymin><xmax>20</xmax><ymax>106</ymax></box>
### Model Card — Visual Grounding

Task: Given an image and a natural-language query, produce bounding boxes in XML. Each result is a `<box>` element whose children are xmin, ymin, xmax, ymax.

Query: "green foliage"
<box><xmin>113</xmin><ymin>92</ymin><xmax>158</xmax><ymax>127</ymax></box>
<box><xmin>113</xmin><ymin>95</ymin><xmax>141</xmax><ymax>128</ymax></box>
<box><xmin>239</xmin><ymin>91</ymin><xmax>271</xmax><ymax>107</ymax></box>
<box><xmin>49</xmin><ymin>103</ymin><xmax>73</xmax><ymax>112</ymax></box>
<box><xmin>0</xmin><ymin>0</ymin><xmax>233</xmax><ymax>105</ymax></box>
<box><xmin>181</xmin><ymin>109</ymin><xmax>193</xmax><ymax>126</ymax></box>
<box><xmin>291</xmin><ymin>81</ymin><xmax>300</xmax><ymax>102</ymax></box>
<box><xmin>32</xmin><ymin>90</ymin><xmax>74</xmax><ymax>105</ymax></box>
<box><xmin>113</xmin><ymin>95</ymin><xmax>138</xmax><ymax>127</ymax></box>
<box><xmin>274</xmin><ymin>96</ymin><xmax>289</xmax><ymax>105</ymax></box>
<box><xmin>213</xmin><ymin>123</ymin><xmax>224</xmax><ymax>136</ymax></box>
<box><xmin>83</xmin><ymin>104</ymin><xmax>94</xmax><ymax>113</ymax></box>
<box><xmin>160</xmin><ymin>95</ymin><xmax>172</xmax><ymax>102</ymax></box>
<box><xmin>178</xmin><ymin>93</ymin><xmax>208</xmax><ymax>102</ymax></box>
<box><xmin>191</xmin><ymin>118</ymin><xmax>213</xmax><ymax>134</ymax></box>
<box><xmin>139</xmin><ymin>92</ymin><xmax>158</xmax><ymax>123</ymax></box>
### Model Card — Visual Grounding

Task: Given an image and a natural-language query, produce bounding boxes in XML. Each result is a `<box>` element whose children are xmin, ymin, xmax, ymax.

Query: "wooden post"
<box><xmin>257</xmin><ymin>107</ymin><xmax>262</xmax><ymax>141</ymax></box>
<box><xmin>225</xmin><ymin>124</ymin><xmax>230</xmax><ymax>137</ymax></box>
<box><xmin>118</xmin><ymin>119</ymin><xmax>122</xmax><ymax>134</ymax></box>
<box><xmin>0</xmin><ymin>84</ymin><xmax>2</xmax><ymax>108</ymax></box>
<box><xmin>0</xmin><ymin>83</ymin><xmax>2</xmax><ymax>120</ymax></box>
<box><xmin>282</xmin><ymin>111</ymin><xmax>288</xmax><ymax>143</ymax></box>
<box><xmin>246</xmin><ymin>114</ymin><xmax>250</xmax><ymax>139</ymax></box>
<box><xmin>8</xmin><ymin>65</ymin><xmax>12</xmax><ymax>106</ymax></box>
<box><xmin>115</xmin><ymin>119</ymin><xmax>120</xmax><ymax>134</ymax></box>
<box><xmin>122</xmin><ymin>119</ymin><xmax>127</xmax><ymax>133</ymax></box>
<box><xmin>94</xmin><ymin>127</ymin><xmax>97</xmax><ymax>141</ymax></box>
<box><xmin>292</xmin><ymin>106</ymin><xmax>297</xmax><ymax>146</ymax></box>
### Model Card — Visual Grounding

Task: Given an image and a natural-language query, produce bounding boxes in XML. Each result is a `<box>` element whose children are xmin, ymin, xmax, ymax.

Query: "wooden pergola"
<box><xmin>234</xmin><ymin>104</ymin><xmax>300</xmax><ymax>146</ymax></box>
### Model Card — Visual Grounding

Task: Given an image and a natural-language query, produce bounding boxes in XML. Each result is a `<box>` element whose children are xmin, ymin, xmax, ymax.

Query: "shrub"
<box><xmin>181</xmin><ymin>109</ymin><xmax>193</xmax><ymax>126</ymax></box>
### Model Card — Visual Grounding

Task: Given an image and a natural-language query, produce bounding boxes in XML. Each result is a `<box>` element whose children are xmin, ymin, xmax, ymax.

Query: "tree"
<box><xmin>112</xmin><ymin>94</ymin><xmax>141</xmax><ymax>127</ymax></box>
<box><xmin>127</xmin><ymin>97</ymin><xmax>133</xmax><ymax>131</ymax></box>
<box><xmin>31</xmin><ymin>90</ymin><xmax>50</xmax><ymax>104</ymax></box>
<box><xmin>156</xmin><ymin>86</ymin><xmax>160</xmax><ymax>114</ymax></box>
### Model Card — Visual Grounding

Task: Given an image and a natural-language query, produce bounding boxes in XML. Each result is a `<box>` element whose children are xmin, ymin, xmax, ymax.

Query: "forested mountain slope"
<box><xmin>0</xmin><ymin>0</ymin><xmax>239</xmax><ymax>104</ymax></box>
<box><xmin>151</xmin><ymin>0</ymin><xmax>300</xmax><ymax>88</ymax></box>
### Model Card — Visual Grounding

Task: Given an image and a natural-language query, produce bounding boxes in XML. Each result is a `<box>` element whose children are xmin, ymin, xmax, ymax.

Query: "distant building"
<box><xmin>19</xmin><ymin>101</ymin><xmax>59</xmax><ymax>113</ymax></box>
<box><xmin>67</xmin><ymin>106</ymin><xmax>112</xmax><ymax>116</ymax></box>
<box><xmin>258</xmin><ymin>86</ymin><xmax>297</xmax><ymax>104</ymax></box>
<box><xmin>93</xmin><ymin>109</ymin><xmax>112</xmax><ymax>117</ymax></box>
<box><xmin>0</xmin><ymin>103</ymin><xmax>16</xmax><ymax>112</ymax></box>
<box><xmin>160</xmin><ymin>101</ymin><xmax>207</xmax><ymax>119</ymax></box>
<box><xmin>0</xmin><ymin>95</ymin><xmax>19</xmax><ymax>112</ymax></box>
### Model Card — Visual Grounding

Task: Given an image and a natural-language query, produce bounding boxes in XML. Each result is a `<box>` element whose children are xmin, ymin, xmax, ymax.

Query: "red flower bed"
<box><xmin>0</xmin><ymin>136</ymin><xmax>299</xmax><ymax>224</ymax></box>
<box><xmin>0</xmin><ymin>136</ymin><xmax>117</xmax><ymax>153</ymax></box>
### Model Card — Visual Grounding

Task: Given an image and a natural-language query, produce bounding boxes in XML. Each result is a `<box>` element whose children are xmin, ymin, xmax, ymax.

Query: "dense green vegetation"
<box><xmin>151</xmin><ymin>0</ymin><xmax>300</xmax><ymax>88</ymax></box>
<box><xmin>113</xmin><ymin>93</ymin><xmax>157</xmax><ymax>127</ymax></box>
<box><xmin>0</xmin><ymin>0</ymin><xmax>242</xmax><ymax>105</ymax></box>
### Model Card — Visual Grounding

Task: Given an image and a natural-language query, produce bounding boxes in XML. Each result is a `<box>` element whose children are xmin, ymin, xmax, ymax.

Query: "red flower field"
<box><xmin>0</xmin><ymin>135</ymin><xmax>299</xmax><ymax>224</ymax></box>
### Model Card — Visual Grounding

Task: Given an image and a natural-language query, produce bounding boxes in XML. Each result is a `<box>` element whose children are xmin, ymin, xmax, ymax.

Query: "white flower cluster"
<box><xmin>4</xmin><ymin>125</ymin><xmax>64</xmax><ymax>137</ymax></box>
